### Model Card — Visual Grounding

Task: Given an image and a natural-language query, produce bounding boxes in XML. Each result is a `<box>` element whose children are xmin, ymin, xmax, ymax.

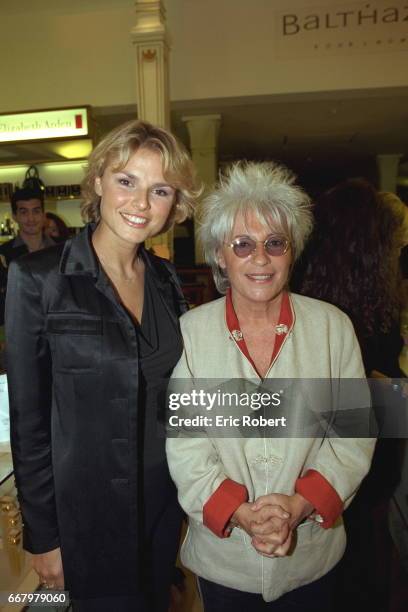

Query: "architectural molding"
<box><xmin>132</xmin><ymin>0</ymin><xmax>172</xmax><ymax>256</ymax></box>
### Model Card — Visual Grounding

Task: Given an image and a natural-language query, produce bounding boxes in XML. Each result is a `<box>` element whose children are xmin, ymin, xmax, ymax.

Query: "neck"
<box><xmin>20</xmin><ymin>232</ymin><xmax>44</xmax><ymax>252</ymax></box>
<box><xmin>232</xmin><ymin>292</ymin><xmax>283</xmax><ymax>327</ymax></box>
<box><xmin>92</xmin><ymin>223</ymin><xmax>141</xmax><ymax>277</ymax></box>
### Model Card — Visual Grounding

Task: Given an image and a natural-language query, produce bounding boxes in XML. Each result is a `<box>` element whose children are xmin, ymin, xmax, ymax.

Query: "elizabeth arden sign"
<box><xmin>276</xmin><ymin>0</ymin><xmax>408</xmax><ymax>58</ymax></box>
<box><xmin>0</xmin><ymin>108</ymin><xmax>89</xmax><ymax>143</ymax></box>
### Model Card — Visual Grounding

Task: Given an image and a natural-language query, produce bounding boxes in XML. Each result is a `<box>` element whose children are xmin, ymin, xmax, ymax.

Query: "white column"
<box><xmin>131</xmin><ymin>0</ymin><xmax>172</xmax><ymax>257</ymax></box>
<box><xmin>182</xmin><ymin>115</ymin><xmax>221</xmax><ymax>263</ymax></box>
<box><xmin>376</xmin><ymin>154</ymin><xmax>403</xmax><ymax>193</ymax></box>
<box><xmin>131</xmin><ymin>0</ymin><xmax>170</xmax><ymax>128</ymax></box>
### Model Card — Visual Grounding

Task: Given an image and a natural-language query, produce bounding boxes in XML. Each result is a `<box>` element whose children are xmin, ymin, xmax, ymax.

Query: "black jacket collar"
<box><xmin>59</xmin><ymin>223</ymin><xmax>173</xmax><ymax>287</ymax></box>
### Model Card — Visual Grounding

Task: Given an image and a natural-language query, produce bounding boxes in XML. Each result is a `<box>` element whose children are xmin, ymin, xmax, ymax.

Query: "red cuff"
<box><xmin>295</xmin><ymin>469</ymin><xmax>343</xmax><ymax>528</ymax></box>
<box><xmin>203</xmin><ymin>479</ymin><xmax>248</xmax><ymax>538</ymax></box>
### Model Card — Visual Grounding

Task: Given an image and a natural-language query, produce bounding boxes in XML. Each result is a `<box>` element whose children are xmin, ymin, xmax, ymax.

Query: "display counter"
<box><xmin>0</xmin><ymin>442</ymin><xmax>38</xmax><ymax>611</ymax></box>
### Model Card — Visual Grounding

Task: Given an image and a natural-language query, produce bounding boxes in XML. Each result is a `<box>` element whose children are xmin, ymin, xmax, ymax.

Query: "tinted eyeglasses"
<box><xmin>226</xmin><ymin>235</ymin><xmax>290</xmax><ymax>258</ymax></box>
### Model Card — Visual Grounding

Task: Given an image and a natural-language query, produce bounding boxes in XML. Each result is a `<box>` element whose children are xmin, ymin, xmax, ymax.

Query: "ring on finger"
<box><xmin>42</xmin><ymin>582</ymin><xmax>55</xmax><ymax>590</ymax></box>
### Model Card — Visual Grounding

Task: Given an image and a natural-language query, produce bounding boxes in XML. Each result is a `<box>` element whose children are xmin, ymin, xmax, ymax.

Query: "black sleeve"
<box><xmin>5</xmin><ymin>259</ymin><xmax>60</xmax><ymax>553</ymax></box>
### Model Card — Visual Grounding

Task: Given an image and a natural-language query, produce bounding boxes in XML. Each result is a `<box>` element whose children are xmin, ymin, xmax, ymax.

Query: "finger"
<box><xmin>251</xmin><ymin>528</ymin><xmax>289</xmax><ymax>548</ymax></box>
<box><xmin>251</xmin><ymin>537</ymin><xmax>278</xmax><ymax>556</ymax></box>
<box><xmin>252</xmin><ymin>532</ymin><xmax>292</xmax><ymax>558</ymax></box>
<box><xmin>251</xmin><ymin>495</ymin><xmax>279</xmax><ymax>510</ymax></box>
<box><xmin>55</xmin><ymin>578</ymin><xmax>65</xmax><ymax>590</ymax></box>
<box><xmin>272</xmin><ymin>532</ymin><xmax>293</xmax><ymax>557</ymax></box>
<box><xmin>252</xmin><ymin>505</ymin><xmax>290</xmax><ymax>523</ymax></box>
<box><xmin>250</xmin><ymin>519</ymin><xmax>288</xmax><ymax>536</ymax></box>
<box><xmin>43</xmin><ymin>573</ymin><xmax>64</xmax><ymax>590</ymax></box>
<box><xmin>252</xmin><ymin>502</ymin><xmax>290</xmax><ymax>519</ymax></box>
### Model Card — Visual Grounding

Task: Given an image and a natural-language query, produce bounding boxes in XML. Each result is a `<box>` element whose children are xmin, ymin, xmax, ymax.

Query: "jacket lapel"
<box><xmin>59</xmin><ymin>224</ymin><xmax>186</xmax><ymax>322</ymax></box>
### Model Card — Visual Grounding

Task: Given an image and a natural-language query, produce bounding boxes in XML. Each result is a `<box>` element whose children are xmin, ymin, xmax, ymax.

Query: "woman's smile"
<box><xmin>119</xmin><ymin>211</ymin><xmax>149</xmax><ymax>228</ymax></box>
<box><xmin>245</xmin><ymin>273</ymin><xmax>275</xmax><ymax>282</ymax></box>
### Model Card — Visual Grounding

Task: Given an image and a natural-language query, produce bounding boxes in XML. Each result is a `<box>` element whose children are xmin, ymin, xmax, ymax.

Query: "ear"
<box><xmin>216</xmin><ymin>247</ymin><xmax>227</xmax><ymax>270</ymax></box>
<box><xmin>94</xmin><ymin>177</ymin><xmax>103</xmax><ymax>197</ymax></box>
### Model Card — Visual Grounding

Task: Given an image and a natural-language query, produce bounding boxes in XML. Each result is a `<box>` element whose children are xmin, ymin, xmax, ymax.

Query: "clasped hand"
<box><xmin>231</xmin><ymin>493</ymin><xmax>314</xmax><ymax>558</ymax></box>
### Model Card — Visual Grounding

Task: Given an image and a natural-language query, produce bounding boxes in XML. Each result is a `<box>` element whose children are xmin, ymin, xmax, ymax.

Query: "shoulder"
<box><xmin>179</xmin><ymin>297</ymin><xmax>225</xmax><ymax>331</ymax></box>
<box><xmin>9</xmin><ymin>243</ymin><xmax>65</xmax><ymax>279</ymax></box>
<box><xmin>0</xmin><ymin>238</ymin><xmax>15</xmax><ymax>253</ymax></box>
<box><xmin>290</xmin><ymin>292</ymin><xmax>354</xmax><ymax>331</ymax></box>
<box><xmin>0</xmin><ymin>238</ymin><xmax>23</xmax><ymax>263</ymax></box>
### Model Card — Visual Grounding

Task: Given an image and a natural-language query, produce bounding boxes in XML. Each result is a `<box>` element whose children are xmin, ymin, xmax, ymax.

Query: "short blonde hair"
<box><xmin>199</xmin><ymin>161</ymin><xmax>313</xmax><ymax>293</ymax></box>
<box><xmin>81</xmin><ymin>120</ymin><xmax>201</xmax><ymax>224</ymax></box>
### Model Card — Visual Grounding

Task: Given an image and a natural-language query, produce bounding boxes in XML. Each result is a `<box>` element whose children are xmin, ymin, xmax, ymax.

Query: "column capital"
<box><xmin>131</xmin><ymin>0</ymin><xmax>166</xmax><ymax>37</ymax></box>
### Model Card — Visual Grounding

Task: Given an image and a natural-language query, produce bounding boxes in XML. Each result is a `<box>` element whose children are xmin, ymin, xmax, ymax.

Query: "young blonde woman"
<box><xmin>6</xmin><ymin>120</ymin><xmax>200</xmax><ymax>611</ymax></box>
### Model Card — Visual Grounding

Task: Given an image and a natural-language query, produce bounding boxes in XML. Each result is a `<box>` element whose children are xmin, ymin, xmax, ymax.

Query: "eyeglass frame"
<box><xmin>224</xmin><ymin>234</ymin><xmax>291</xmax><ymax>258</ymax></box>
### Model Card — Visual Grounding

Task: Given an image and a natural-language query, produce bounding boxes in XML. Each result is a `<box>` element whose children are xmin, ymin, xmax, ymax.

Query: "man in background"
<box><xmin>0</xmin><ymin>188</ymin><xmax>54</xmax><ymax>325</ymax></box>
<box><xmin>0</xmin><ymin>187</ymin><xmax>54</xmax><ymax>266</ymax></box>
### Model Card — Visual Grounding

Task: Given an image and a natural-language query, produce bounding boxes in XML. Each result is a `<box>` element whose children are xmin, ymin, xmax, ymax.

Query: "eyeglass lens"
<box><xmin>232</xmin><ymin>236</ymin><xmax>288</xmax><ymax>257</ymax></box>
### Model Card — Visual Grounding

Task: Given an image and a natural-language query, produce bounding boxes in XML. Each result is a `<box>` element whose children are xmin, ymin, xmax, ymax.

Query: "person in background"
<box><xmin>6</xmin><ymin>119</ymin><xmax>201</xmax><ymax>611</ymax></box>
<box><xmin>295</xmin><ymin>179</ymin><xmax>405</xmax><ymax>378</ymax></box>
<box><xmin>295</xmin><ymin>178</ymin><xmax>408</xmax><ymax>612</ymax></box>
<box><xmin>45</xmin><ymin>212</ymin><xmax>71</xmax><ymax>243</ymax></box>
<box><xmin>0</xmin><ymin>187</ymin><xmax>54</xmax><ymax>265</ymax></box>
<box><xmin>166</xmin><ymin>162</ymin><xmax>374</xmax><ymax>612</ymax></box>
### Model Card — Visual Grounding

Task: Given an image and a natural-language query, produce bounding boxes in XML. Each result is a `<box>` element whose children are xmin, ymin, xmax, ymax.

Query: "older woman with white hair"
<box><xmin>166</xmin><ymin>162</ymin><xmax>375</xmax><ymax>612</ymax></box>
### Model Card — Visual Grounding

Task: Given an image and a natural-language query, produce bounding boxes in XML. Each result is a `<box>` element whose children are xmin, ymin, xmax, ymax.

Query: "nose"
<box><xmin>251</xmin><ymin>241</ymin><xmax>269</xmax><ymax>265</ymax></box>
<box><xmin>131</xmin><ymin>188</ymin><xmax>150</xmax><ymax>211</ymax></box>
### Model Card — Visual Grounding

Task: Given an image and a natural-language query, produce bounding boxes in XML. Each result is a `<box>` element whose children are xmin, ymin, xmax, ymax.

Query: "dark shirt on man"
<box><xmin>0</xmin><ymin>234</ymin><xmax>55</xmax><ymax>325</ymax></box>
<box><xmin>0</xmin><ymin>234</ymin><xmax>55</xmax><ymax>267</ymax></box>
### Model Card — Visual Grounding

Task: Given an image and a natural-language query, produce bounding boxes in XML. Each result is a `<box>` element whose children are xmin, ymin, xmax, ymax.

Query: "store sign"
<box><xmin>276</xmin><ymin>0</ymin><xmax>408</xmax><ymax>58</ymax></box>
<box><xmin>0</xmin><ymin>108</ymin><xmax>89</xmax><ymax>143</ymax></box>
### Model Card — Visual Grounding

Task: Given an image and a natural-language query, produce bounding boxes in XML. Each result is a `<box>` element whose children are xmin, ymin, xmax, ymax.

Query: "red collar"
<box><xmin>225</xmin><ymin>289</ymin><xmax>293</xmax><ymax>376</ymax></box>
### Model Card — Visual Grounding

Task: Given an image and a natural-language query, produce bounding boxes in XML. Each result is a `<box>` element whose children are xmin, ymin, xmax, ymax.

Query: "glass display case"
<box><xmin>0</xmin><ymin>373</ymin><xmax>38</xmax><ymax>611</ymax></box>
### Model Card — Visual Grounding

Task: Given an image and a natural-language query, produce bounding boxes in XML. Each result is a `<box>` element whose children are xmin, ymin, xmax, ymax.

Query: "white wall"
<box><xmin>166</xmin><ymin>0</ymin><xmax>408</xmax><ymax>101</ymax></box>
<box><xmin>0</xmin><ymin>0</ymin><xmax>136</xmax><ymax>112</ymax></box>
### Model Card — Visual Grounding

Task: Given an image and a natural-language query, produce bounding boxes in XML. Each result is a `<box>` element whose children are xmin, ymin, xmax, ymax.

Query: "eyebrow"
<box><xmin>117</xmin><ymin>171</ymin><xmax>173</xmax><ymax>188</ymax></box>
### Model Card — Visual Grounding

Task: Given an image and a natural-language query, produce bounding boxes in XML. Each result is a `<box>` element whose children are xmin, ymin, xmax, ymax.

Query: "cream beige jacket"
<box><xmin>166</xmin><ymin>293</ymin><xmax>375</xmax><ymax>601</ymax></box>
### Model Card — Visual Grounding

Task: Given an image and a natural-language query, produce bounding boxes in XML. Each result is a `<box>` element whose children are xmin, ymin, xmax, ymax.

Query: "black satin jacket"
<box><xmin>5</xmin><ymin>225</ymin><xmax>187</xmax><ymax>607</ymax></box>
